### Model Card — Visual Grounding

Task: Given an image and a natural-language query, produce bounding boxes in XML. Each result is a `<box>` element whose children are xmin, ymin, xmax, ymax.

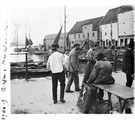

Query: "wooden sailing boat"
<box><xmin>22</xmin><ymin>29</ymin><xmax>33</xmax><ymax>52</ymax></box>
<box><xmin>14</xmin><ymin>33</ymin><xmax>22</xmax><ymax>52</ymax></box>
<box><xmin>51</xmin><ymin>6</ymin><xmax>70</xmax><ymax>52</ymax></box>
<box><xmin>53</xmin><ymin>26</ymin><xmax>63</xmax><ymax>45</ymax></box>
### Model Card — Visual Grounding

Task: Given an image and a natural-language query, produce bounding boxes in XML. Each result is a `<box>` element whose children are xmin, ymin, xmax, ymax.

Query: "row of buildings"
<box><xmin>44</xmin><ymin>5</ymin><xmax>134</xmax><ymax>51</ymax></box>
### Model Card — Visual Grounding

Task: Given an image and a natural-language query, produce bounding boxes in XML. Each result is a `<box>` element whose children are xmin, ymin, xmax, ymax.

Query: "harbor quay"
<box><xmin>11</xmin><ymin>70</ymin><xmax>134</xmax><ymax>114</ymax></box>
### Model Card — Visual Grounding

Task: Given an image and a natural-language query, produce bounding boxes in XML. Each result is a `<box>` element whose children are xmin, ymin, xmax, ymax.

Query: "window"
<box><xmin>106</xmin><ymin>40</ymin><xmax>108</xmax><ymax>45</ymax></box>
<box><xmin>83</xmin><ymin>34</ymin><xmax>85</xmax><ymax>38</ymax></box>
<box><xmin>93</xmin><ymin>32</ymin><xmax>94</xmax><ymax>37</ymax></box>
<box><xmin>78</xmin><ymin>34</ymin><xmax>80</xmax><ymax>38</ymax></box>
<box><xmin>125</xmin><ymin>39</ymin><xmax>127</xmax><ymax>46</ymax></box>
<box><xmin>109</xmin><ymin>41</ymin><xmax>111</xmax><ymax>46</ymax></box>
<box><xmin>74</xmin><ymin>34</ymin><xmax>76</xmax><ymax>39</ymax></box>
<box><xmin>115</xmin><ymin>41</ymin><xmax>118</xmax><ymax>47</ymax></box>
<box><xmin>87</xmin><ymin>33</ymin><xmax>89</xmax><ymax>39</ymax></box>
<box><xmin>110</xmin><ymin>30</ymin><xmax>112</xmax><ymax>36</ymax></box>
<box><xmin>120</xmin><ymin>39</ymin><xmax>123</xmax><ymax>43</ymax></box>
<box><xmin>105</xmin><ymin>32</ymin><xmax>107</xmax><ymax>36</ymax></box>
<box><xmin>112</xmin><ymin>39</ymin><xmax>114</xmax><ymax>44</ymax></box>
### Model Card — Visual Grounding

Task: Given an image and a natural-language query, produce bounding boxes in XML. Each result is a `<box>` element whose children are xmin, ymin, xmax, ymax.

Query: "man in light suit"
<box><xmin>65</xmin><ymin>43</ymin><xmax>81</xmax><ymax>93</ymax></box>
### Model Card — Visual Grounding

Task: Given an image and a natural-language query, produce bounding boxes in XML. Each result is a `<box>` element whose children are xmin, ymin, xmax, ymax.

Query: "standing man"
<box><xmin>47</xmin><ymin>43</ymin><xmax>66</xmax><ymax>104</ymax></box>
<box><xmin>122</xmin><ymin>40</ymin><xmax>134</xmax><ymax>87</ymax></box>
<box><xmin>122</xmin><ymin>40</ymin><xmax>134</xmax><ymax>114</ymax></box>
<box><xmin>65</xmin><ymin>43</ymin><xmax>81</xmax><ymax>93</ymax></box>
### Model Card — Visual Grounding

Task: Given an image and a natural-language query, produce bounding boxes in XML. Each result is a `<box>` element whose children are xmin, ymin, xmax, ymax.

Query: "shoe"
<box><xmin>53</xmin><ymin>100</ymin><xmax>57</xmax><ymax>104</ymax></box>
<box><xmin>125</xmin><ymin>108</ymin><xmax>132</xmax><ymax>114</ymax></box>
<box><xmin>60</xmin><ymin>99</ymin><xmax>66</xmax><ymax>103</ymax></box>
<box><xmin>75</xmin><ymin>89</ymin><xmax>81</xmax><ymax>91</ymax></box>
<box><xmin>65</xmin><ymin>90</ymin><xmax>74</xmax><ymax>93</ymax></box>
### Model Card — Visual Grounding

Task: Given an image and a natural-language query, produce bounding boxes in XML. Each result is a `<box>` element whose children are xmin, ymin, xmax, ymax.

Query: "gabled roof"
<box><xmin>68</xmin><ymin>19</ymin><xmax>90</xmax><ymax>34</ymax></box>
<box><xmin>99</xmin><ymin>5</ymin><xmax>134</xmax><ymax>25</ymax></box>
<box><xmin>68</xmin><ymin>16</ymin><xmax>103</xmax><ymax>34</ymax></box>
<box><xmin>86</xmin><ymin>16</ymin><xmax>104</xmax><ymax>31</ymax></box>
<box><xmin>118</xmin><ymin>5</ymin><xmax>133</xmax><ymax>14</ymax></box>
<box><xmin>45</xmin><ymin>33</ymin><xmax>67</xmax><ymax>40</ymax></box>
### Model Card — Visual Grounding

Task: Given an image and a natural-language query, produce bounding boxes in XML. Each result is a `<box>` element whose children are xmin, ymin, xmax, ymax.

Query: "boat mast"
<box><xmin>17</xmin><ymin>33</ymin><xmax>18</xmax><ymax>49</ymax></box>
<box><xmin>29</xmin><ymin>28</ymin><xmax>31</xmax><ymax>48</ymax></box>
<box><xmin>64</xmin><ymin>6</ymin><xmax>66</xmax><ymax>52</ymax></box>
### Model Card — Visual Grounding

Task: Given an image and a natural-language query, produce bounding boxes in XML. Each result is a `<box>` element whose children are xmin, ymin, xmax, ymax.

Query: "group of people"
<box><xmin>46</xmin><ymin>39</ymin><xmax>134</xmax><ymax>113</ymax></box>
<box><xmin>46</xmin><ymin>42</ymin><xmax>82</xmax><ymax>104</ymax></box>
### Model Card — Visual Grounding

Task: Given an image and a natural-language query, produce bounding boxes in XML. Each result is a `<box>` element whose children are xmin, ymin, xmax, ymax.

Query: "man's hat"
<box><xmin>51</xmin><ymin>43</ymin><xmax>59</xmax><ymax>48</ymax></box>
<box><xmin>73</xmin><ymin>43</ymin><xmax>80</xmax><ymax>48</ymax></box>
<box><xmin>51</xmin><ymin>43</ymin><xmax>59</xmax><ymax>50</ymax></box>
<box><xmin>97</xmin><ymin>53</ymin><xmax>105</xmax><ymax>61</ymax></box>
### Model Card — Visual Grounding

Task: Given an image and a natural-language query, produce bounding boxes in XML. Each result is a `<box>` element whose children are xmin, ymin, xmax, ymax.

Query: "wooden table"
<box><xmin>92</xmin><ymin>83</ymin><xmax>134</xmax><ymax>113</ymax></box>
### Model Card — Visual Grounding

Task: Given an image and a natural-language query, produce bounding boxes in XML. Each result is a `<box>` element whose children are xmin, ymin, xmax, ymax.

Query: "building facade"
<box><xmin>44</xmin><ymin>33</ymin><xmax>67</xmax><ymax>51</ymax></box>
<box><xmin>44</xmin><ymin>5</ymin><xmax>134</xmax><ymax>51</ymax></box>
<box><xmin>99</xmin><ymin>5</ymin><xmax>134</xmax><ymax>48</ymax></box>
<box><xmin>68</xmin><ymin>17</ymin><xmax>103</xmax><ymax>49</ymax></box>
<box><xmin>118</xmin><ymin>10</ymin><xmax>134</xmax><ymax>47</ymax></box>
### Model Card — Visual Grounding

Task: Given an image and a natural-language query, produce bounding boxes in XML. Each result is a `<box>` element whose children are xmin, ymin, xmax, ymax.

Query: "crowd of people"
<box><xmin>46</xmin><ymin>39</ymin><xmax>134</xmax><ymax>113</ymax></box>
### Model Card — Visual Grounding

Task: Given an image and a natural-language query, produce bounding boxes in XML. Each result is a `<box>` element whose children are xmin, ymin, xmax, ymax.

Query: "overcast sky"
<box><xmin>5</xmin><ymin>0</ymin><xmax>134</xmax><ymax>46</ymax></box>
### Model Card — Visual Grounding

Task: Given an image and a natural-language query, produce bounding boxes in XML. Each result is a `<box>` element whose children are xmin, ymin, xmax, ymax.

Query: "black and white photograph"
<box><xmin>0</xmin><ymin>0</ymin><xmax>135</xmax><ymax>120</ymax></box>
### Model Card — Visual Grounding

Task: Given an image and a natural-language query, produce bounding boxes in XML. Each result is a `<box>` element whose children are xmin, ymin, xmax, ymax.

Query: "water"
<box><xmin>10</xmin><ymin>46</ymin><xmax>86</xmax><ymax>73</ymax></box>
<box><xmin>10</xmin><ymin>46</ymin><xmax>45</xmax><ymax>62</ymax></box>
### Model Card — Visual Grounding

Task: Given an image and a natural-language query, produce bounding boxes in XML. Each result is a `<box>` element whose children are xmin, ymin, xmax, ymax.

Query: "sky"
<box><xmin>2</xmin><ymin>0</ymin><xmax>134</xmax><ymax>46</ymax></box>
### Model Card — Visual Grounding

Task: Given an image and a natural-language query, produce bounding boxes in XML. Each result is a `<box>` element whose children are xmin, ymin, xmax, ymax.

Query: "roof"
<box><xmin>68</xmin><ymin>19</ymin><xmax>90</xmax><ymax>34</ymax></box>
<box><xmin>68</xmin><ymin>16</ymin><xmax>103</xmax><ymax>34</ymax></box>
<box><xmin>44</xmin><ymin>33</ymin><xmax>67</xmax><ymax>40</ymax></box>
<box><xmin>118</xmin><ymin>5</ymin><xmax>134</xmax><ymax>14</ymax></box>
<box><xmin>86</xmin><ymin>16</ymin><xmax>104</xmax><ymax>31</ymax></box>
<box><xmin>99</xmin><ymin>5</ymin><xmax>134</xmax><ymax>25</ymax></box>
